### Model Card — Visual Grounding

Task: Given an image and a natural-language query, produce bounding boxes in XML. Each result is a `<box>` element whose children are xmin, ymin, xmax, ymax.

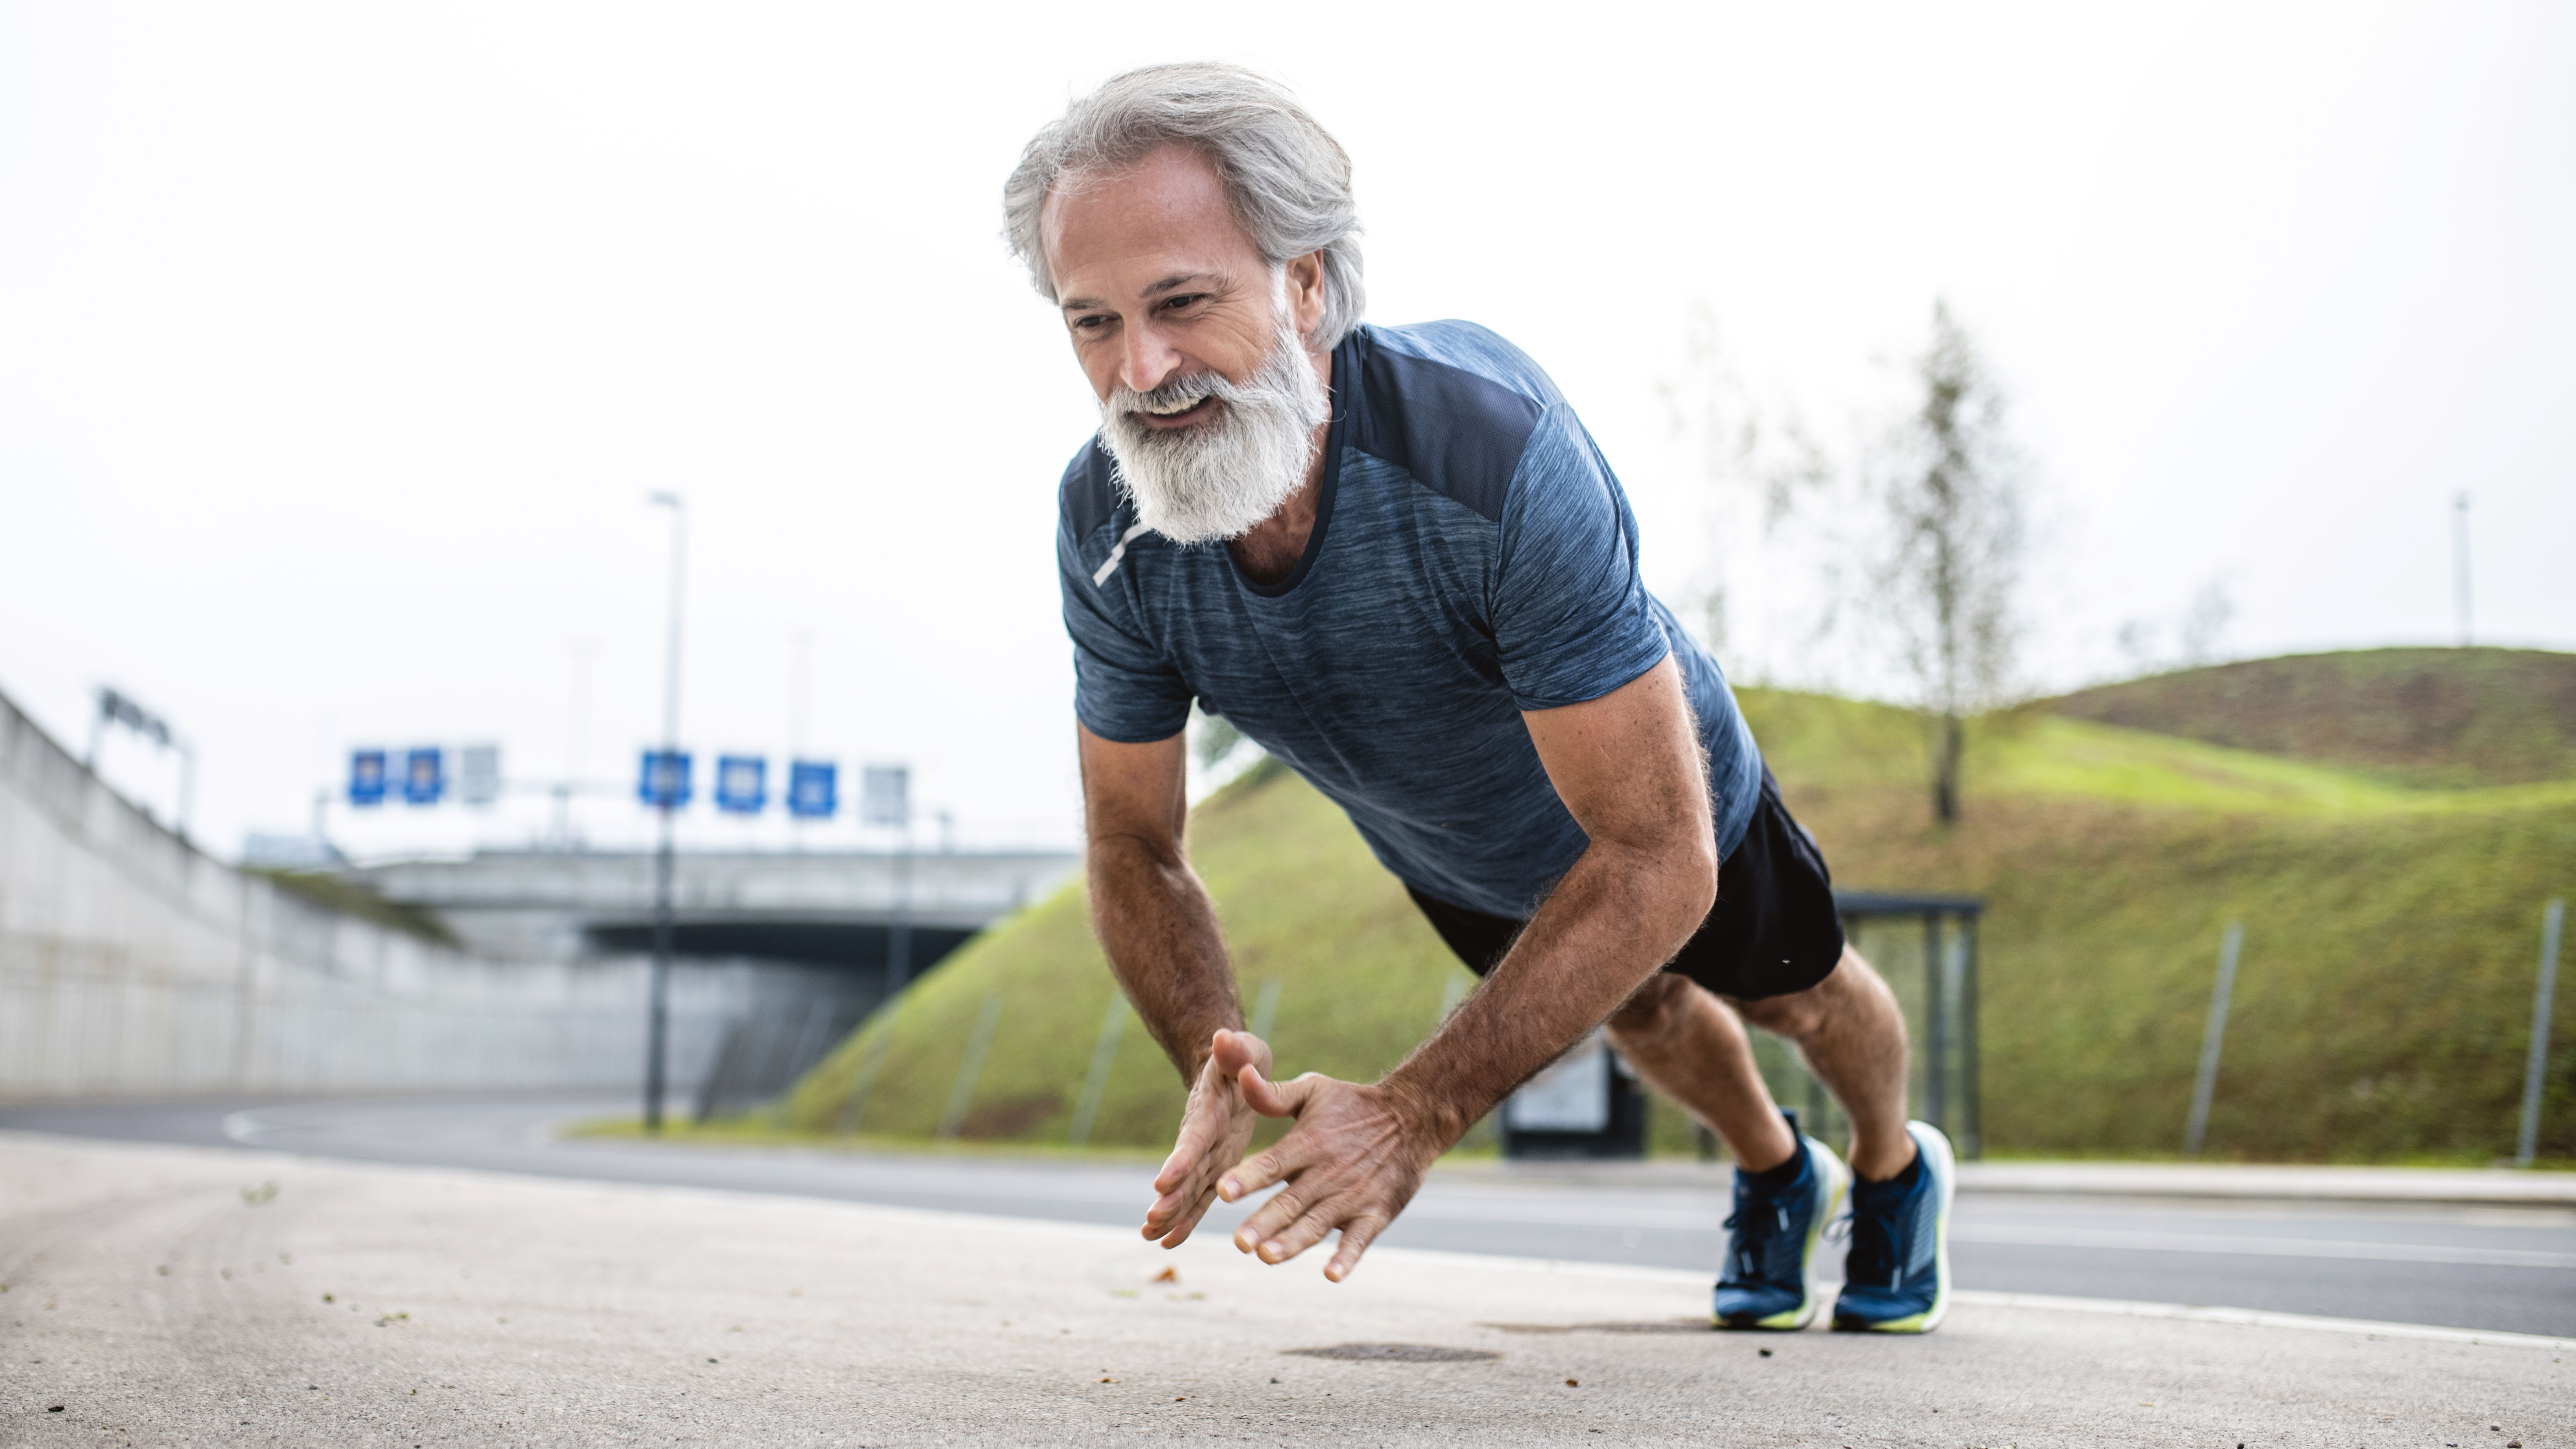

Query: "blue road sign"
<box><xmin>637</xmin><ymin>750</ymin><xmax>693</xmax><ymax>809</ymax></box>
<box><xmin>403</xmin><ymin>748</ymin><xmax>445</xmax><ymax>806</ymax></box>
<box><xmin>786</xmin><ymin>760</ymin><xmax>837</xmax><ymax>819</ymax></box>
<box><xmin>348</xmin><ymin>750</ymin><xmax>388</xmax><ymax>807</ymax></box>
<box><xmin>715</xmin><ymin>754</ymin><xmax>767</xmax><ymax>814</ymax></box>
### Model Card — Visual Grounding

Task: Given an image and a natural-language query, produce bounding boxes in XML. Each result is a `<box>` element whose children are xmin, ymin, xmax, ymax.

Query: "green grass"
<box><xmin>766</xmin><ymin>654</ymin><xmax>2576</xmax><ymax>1166</ymax></box>
<box><xmin>1985</xmin><ymin>715</ymin><xmax>2576</xmax><ymax>816</ymax></box>
<box><xmin>779</xmin><ymin>762</ymin><xmax>1482</xmax><ymax>1153</ymax></box>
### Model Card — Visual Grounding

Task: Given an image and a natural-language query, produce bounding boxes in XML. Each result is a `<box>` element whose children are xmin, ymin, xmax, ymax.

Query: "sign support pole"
<box><xmin>644</xmin><ymin>494</ymin><xmax>686</xmax><ymax>1134</ymax></box>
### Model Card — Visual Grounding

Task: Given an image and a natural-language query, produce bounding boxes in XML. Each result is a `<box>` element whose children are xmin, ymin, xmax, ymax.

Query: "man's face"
<box><xmin>1044</xmin><ymin>144</ymin><xmax>1310</xmax><ymax>409</ymax></box>
<box><xmin>1042</xmin><ymin>144</ymin><xmax>1332</xmax><ymax>544</ymax></box>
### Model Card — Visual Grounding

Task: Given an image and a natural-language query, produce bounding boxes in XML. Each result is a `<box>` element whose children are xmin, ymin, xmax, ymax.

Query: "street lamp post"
<box><xmin>643</xmin><ymin>493</ymin><xmax>686</xmax><ymax>1133</ymax></box>
<box><xmin>2453</xmin><ymin>491</ymin><xmax>2473</xmax><ymax>647</ymax></box>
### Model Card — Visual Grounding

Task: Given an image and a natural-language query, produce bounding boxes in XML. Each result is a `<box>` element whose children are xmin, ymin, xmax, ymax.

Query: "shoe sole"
<box><xmin>1839</xmin><ymin>1121</ymin><xmax>1954</xmax><ymax>1334</ymax></box>
<box><xmin>1715</xmin><ymin>1134</ymin><xmax>1848</xmax><ymax>1331</ymax></box>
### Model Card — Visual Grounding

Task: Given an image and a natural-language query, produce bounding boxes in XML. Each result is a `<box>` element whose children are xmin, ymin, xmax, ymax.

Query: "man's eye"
<box><xmin>1072</xmin><ymin>314</ymin><xmax>1109</xmax><ymax>332</ymax></box>
<box><xmin>1161</xmin><ymin>294</ymin><xmax>1206</xmax><ymax>313</ymax></box>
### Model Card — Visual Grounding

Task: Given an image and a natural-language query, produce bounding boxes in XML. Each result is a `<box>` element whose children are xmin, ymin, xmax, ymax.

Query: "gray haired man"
<box><xmin>1009</xmin><ymin>63</ymin><xmax>1954</xmax><ymax>1332</ymax></box>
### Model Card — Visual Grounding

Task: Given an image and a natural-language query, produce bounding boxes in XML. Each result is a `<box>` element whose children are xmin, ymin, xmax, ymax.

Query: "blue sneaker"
<box><xmin>1712</xmin><ymin>1112</ymin><xmax>1849</xmax><ymax>1330</ymax></box>
<box><xmin>1832</xmin><ymin>1120</ymin><xmax>1955</xmax><ymax>1333</ymax></box>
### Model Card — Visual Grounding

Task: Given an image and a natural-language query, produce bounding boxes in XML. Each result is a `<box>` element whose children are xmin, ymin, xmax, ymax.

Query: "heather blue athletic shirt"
<box><xmin>1058</xmin><ymin>320</ymin><xmax>1763</xmax><ymax>920</ymax></box>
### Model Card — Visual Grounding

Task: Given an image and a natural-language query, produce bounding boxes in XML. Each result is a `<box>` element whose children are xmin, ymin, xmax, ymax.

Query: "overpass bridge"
<box><xmin>344</xmin><ymin>847</ymin><xmax>1080</xmax><ymax>984</ymax></box>
<box><xmin>340</xmin><ymin>847</ymin><xmax>1082</xmax><ymax>1117</ymax></box>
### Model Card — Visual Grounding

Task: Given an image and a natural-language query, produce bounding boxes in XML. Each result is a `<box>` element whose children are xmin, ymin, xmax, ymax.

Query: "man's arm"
<box><xmin>1215</xmin><ymin>655</ymin><xmax>1717</xmax><ymax>1280</ymax></box>
<box><xmin>1077</xmin><ymin>722</ymin><xmax>1270</xmax><ymax>1248</ymax></box>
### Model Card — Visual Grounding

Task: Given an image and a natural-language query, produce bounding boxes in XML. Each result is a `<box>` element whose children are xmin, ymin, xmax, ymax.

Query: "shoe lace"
<box><xmin>1842</xmin><ymin>1188</ymin><xmax>1899</xmax><ymax>1288</ymax></box>
<box><xmin>1719</xmin><ymin>1199</ymin><xmax>1794</xmax><ymax>1286</ymax></box>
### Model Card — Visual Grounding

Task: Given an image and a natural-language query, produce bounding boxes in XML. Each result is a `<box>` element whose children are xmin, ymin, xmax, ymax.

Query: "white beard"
<box><xmin>1097</xmin><ymin>310</ymin><xmax>1331</xmax><ymax>546</ymax></box>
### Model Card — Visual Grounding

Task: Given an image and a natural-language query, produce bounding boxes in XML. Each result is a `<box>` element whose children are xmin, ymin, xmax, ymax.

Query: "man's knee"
<box><xmin>1605</xmin><ymin>971</ymin><xmax>1697</xmax><ymax>1044</ymax></box>
<box><xmin>1732</xmin><ymin>952</ymin><xmax>1854</xmax><ymax>1038</ymax></box>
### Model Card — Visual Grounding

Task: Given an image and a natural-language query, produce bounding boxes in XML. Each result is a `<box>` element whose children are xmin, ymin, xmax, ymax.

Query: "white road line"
<box><xmin>1395</xmin><ymin>1199</ymin><xmax>2576</xmax><ymax>1267</ymax></box>
<box><xmin>1948</xmin><ymin>1223</ymin><xmax>2576</xmax><ymax>1269</ymax></box>
<box><xmin>1952</xmin><ymin>1290</ymin><xmax>2576</xmax><ymax>1352</ymax></box>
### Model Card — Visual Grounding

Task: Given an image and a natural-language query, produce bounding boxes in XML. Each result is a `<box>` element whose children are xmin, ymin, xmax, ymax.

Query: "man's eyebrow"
<box><xmin>1060</xmin><ymin>274</ymin><xmax>1224</xmax><ymax>313</ymax></box>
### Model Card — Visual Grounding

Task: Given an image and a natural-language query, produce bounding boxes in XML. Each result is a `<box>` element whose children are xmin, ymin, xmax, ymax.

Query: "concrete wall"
<box><xmin>0</xmin><ymin>688</ymin><xmax>776</xmax><ymax>1099</ymax></box>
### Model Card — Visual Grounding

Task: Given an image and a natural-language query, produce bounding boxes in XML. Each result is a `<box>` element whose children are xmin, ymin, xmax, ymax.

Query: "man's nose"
<box><xmin>1118</xmin><ymin>321</ymin><xmax>1181</xmax><ymax>396</ymax></box>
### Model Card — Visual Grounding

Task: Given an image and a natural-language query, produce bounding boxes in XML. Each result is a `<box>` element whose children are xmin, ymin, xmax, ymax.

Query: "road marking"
<box><xmin>1953</xmin><ymin>1290</ymin><xmax>2575</xmax><ymax>1352</ymax></box>
<box><xmin>1948</xmin><ymin>1223</ymin><xmax>2576</xmax><ymax>1269</ymax></box>
<box><xmin>1393</xmin><ymin>1199</ymin><xmax>2576</xmax><ymax>1268</ymax></box>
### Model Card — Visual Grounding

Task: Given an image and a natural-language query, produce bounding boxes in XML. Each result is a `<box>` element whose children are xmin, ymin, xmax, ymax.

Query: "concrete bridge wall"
<box><xmin>0</xmin><ymin>689</ymin><xmax>786</xmax><ymax>1099</ymax></box>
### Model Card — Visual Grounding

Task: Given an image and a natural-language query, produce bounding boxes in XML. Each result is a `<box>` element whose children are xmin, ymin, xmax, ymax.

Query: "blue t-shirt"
<box><xmin>1058</xmin><ymin>320</ymin><xmax>1763</xmax><ymax>920</ymax></box>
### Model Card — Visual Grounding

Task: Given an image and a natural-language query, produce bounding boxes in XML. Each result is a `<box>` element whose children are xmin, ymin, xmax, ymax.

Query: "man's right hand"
<box><xmin>1142</xmin><ymin>1028</ymin><xmax>1272</xmax><ymax>1247</ymax></box>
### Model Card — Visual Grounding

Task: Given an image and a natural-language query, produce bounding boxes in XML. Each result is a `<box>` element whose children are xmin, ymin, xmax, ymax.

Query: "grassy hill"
<box><xmin>776</xmin><ymin>651</ymin><xmax>2576</xmax><ymax>1166</ymax></box>
<box><xmin>2051</xmin><ymin>647</ymin><xmax>2576</xmax><ymax>789</ymax></box>
<box><xmin>779</xmin><ymin>759</ymin><xmax>1474</xmax><ymax>1154</ymax></box>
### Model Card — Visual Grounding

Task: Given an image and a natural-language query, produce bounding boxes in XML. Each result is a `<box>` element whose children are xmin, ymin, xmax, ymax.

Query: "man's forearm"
<box><xmin>1087</xmin><ymin>833</ymin><xmax>1243</xmax><ymax>1081</ymax></box>
<box><xmin>1380</xmin><ymin>843</ymin><xmax>1713</xmax><ymax>1144</ymax></box>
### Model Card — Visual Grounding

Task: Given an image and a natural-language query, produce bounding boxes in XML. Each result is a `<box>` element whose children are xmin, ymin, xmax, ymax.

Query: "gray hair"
<box><xmin>1003</xmin><ymin>63</ymin><xmax>1365</xmax><ymax>352</ymax></box>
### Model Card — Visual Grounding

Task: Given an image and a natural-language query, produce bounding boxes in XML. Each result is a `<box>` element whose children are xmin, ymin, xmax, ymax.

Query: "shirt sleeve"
<box><xmin>1059</xmin><ymin>516</ymin><xmax>1194</xmax><ymax>743</ymax></box>
<box><xmin>1490</xmin><ymin>406</ymin><xmax>1673</xmax><ymax>711</ymax></box>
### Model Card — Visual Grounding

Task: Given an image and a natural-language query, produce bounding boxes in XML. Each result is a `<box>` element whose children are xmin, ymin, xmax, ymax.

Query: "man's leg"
<box><xmin>1604</xmin><ymin>973</ymin><xmax>1798</xmax><ymax>1170</ymax></box>
<box><xmin>1731</xmin><ymin>946</ymin><xmax>1913</xmax><ymax>1181</ymax></box>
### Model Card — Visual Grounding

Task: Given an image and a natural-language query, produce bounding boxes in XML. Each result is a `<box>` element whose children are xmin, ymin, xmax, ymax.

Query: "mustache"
<box><xmin>1112</xmin><ymin>369</ymin><xmax>1237</xmax><ymax>422</ymax></box>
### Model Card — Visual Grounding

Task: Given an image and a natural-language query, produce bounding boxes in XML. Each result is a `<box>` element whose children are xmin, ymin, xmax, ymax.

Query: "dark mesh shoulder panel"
<box><xmin>1060</xmin><ymin>438</ymin><xmax>1119</xmax><ymax>540</ymax></box>
<box><xmin>1352</xmin><ymin>334</ymin><xmax>1544</xmax><ymax>523</ymax></box>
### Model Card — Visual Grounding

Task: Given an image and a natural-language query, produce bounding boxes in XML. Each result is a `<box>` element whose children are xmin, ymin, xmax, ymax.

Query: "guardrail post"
<box><xmin>2516</xmin><ymin>899</ymin><xmax>2564</xmax><ymax>1168</ymax></box>
<box><xmin>1067</xmin><ymin>994</ymin><xmax>1128</xmax><ymax>1149</ymax></box>
<box><xmin>2185</xmin><ymin>921</ymin><xmax>2244</xmax><ymax>1157</ymax></box>
<box><xmin>936</xmin><ymin>993</ymin><xmax>1005</xmax><ymax>1142</ymax></box>
<box><xmin>1960</xmin><ymin>911</ymin><xmax>1982</xmax><ymax>1160</ymax></box>
<box><xmin>1923</xmin><ymin>911</ymin><xmax>1948</xmax><ymax>1140</ymax></box>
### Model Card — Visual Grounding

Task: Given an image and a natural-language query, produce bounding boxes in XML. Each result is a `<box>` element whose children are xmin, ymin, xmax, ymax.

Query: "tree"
<box><xmin>1870</xmin><ymin>301</ymin><xmax>2027</xmax><ymax>826</ymax></box>
<box><xmin>1660</xmin><ymin>303</ymin><xmax>1832</xmax><ymax>680</ymax></box>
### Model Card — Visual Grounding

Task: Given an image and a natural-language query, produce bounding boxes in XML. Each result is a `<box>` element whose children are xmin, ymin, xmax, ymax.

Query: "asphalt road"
<box><xmin>6</xmin><ymin>1091</ymin><xmax>2571</xmax><ymax>1338</ymax></box>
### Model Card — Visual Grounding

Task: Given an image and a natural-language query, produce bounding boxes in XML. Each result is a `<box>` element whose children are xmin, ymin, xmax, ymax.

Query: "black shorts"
<box><xmin>1406</xmin><ymin>767</ymin><xmax>1845</xmax><ymax>1002</ymax></box>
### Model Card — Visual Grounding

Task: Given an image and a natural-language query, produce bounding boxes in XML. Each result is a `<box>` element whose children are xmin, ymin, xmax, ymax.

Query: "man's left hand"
<box><xmin>1215</xmin><ymin>1063</ymin><xmax>1447</xmax><ymax>1282</ymax></box>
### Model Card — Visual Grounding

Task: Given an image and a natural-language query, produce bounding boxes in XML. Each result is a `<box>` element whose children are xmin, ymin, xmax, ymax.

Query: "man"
<box><xmin>1005</xmin><ymin>63</ymin><xmax>1954</xmax><ymax>1333</ymax></box>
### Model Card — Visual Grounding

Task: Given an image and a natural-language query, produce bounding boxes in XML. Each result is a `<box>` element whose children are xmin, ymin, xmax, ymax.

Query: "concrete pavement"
<box><xmin>4</xmin><ymin>1132</ymin><xmax>2569</xmax><ymax>1447</ymax></box>
<box><xmin>9</xmin><ymin>1092</ymin><xmax>2575</xmax><ymax>1337</ymax></box>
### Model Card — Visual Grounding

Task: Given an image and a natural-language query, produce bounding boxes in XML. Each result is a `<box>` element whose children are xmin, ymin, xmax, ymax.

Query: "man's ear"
<box><xmin>1285</xmin><ymin>251</ymin><xmax>1327</xmax><ymax>348</ymax></box>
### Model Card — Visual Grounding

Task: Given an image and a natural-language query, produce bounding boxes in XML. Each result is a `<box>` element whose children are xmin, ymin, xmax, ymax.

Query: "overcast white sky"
<box><xmin>3</xmin><ymin>2</ymin><xmax>2570</xmax><ymax>861</ymax></box>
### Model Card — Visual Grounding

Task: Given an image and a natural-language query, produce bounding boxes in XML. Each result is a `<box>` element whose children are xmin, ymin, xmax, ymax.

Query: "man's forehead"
<box><xmin>1042</xmin><ymin>145</ymin><xmax>1256</xmax><ymax>295</ymax></box>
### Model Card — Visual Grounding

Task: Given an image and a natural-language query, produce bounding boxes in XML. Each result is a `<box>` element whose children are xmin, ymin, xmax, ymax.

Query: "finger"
<box><xmin>1235</xmin><ymin>1063</ymin><xmax>1312</xmax><ymax>1120</ymax></box>
<box><xmin>1151</xmin><ymin>1069</ymin><xmax>1240</xmax><ymax>1195</ymax></box>
<box><xmin>1324</xmin><ymin>1215</ymin><xmax>1388</xmax><ymax>1283</ymax></box>
<box><xmin>1219</xmin><ymin>1132</ymin><xmax>1307</xmax><ymax>1203</ymax></box>
<box><xmin>1144</xmin><ymin>1151</ymin><xmax>1220</xmax><ymax>1235</ymax></box>
<box><xmin>1151</xmin><ymin>1094</ymin><xmax>1224</xmax><ymax>1194</ymax></box>
<box><xmin>1209</xmin><ymin>1027</ymin><xmax>1261</xmax><ymax>1077</ymax></box>
<box><xmin>1252</xmin><ymin>1201</ymin><xmax>1346</xmax><ymax>1266</ymax></box>
<box><xmin>1158</xmin><ymin>1184</ymin><xmax>1219</xmax><ymax>1249</ymax></box>
<box><xmin>1144</xmin><ymin>1154</ymin><xmax>1206</xmax><ymax>1230</ymax></box>
<box><xmin>1232</xmin><ymin>1179</ymin><xmax>1312</xmax><ymax>1252</ymax></box>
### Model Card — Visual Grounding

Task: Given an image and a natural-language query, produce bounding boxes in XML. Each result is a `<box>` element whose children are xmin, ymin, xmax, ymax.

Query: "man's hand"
<box><xmin>1212</xmin><ymin>1059</ymin><xmax>1443</xmax><ymax>1283</ymax></box>
<box><xmin>1142</xmin><ymin>1028</ymin><xmax>1273</xmax><ymax>1247</ymax></box>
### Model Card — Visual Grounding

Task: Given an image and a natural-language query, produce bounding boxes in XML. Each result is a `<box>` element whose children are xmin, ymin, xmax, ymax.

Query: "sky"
<box><xmin>2</xmin><ymin>2</ymin><xmax>2570</xmax><ymax>861</ymax></box>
